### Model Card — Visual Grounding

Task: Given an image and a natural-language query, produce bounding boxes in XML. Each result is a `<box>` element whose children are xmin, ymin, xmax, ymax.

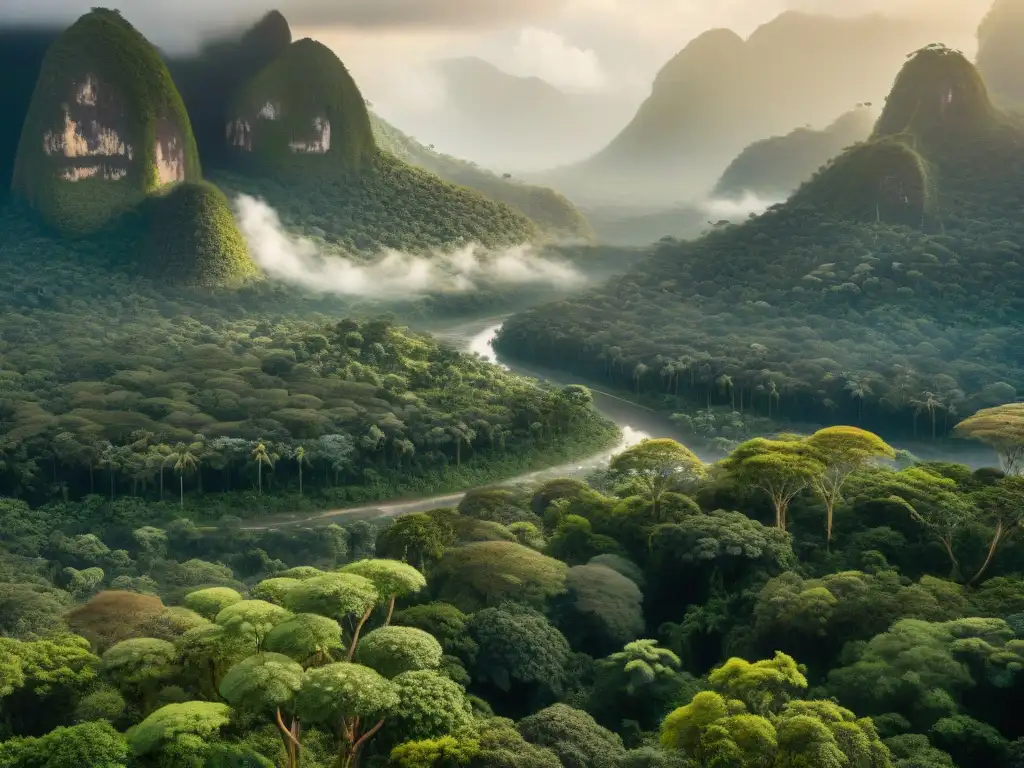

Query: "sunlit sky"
<box><xmin>1</xmin><ymin>0</ymin><xmax>992</xmax><ymax>117</ymax></box>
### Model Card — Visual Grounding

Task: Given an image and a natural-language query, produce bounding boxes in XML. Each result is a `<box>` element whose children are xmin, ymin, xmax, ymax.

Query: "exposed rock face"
<box><xmin>12</xmin><ymin>8</ymin><xmax>200</xmax><ymax>234</ymax></box>
<box><xmin>226</xmin><ymin>38</ymin><xmax>375</xmax><ymax>173</ymax></box>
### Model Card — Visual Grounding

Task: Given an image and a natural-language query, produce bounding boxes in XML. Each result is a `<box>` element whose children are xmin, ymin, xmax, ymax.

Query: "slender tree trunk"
<box><xmin>385</xmin><ymin>594</ymin><xmax>396</xmax><ymax>626</ymax></box>
<box><xmin>276</xmin><ymin>708</ymin><xmax>302</xmax><ymax>768</ymax></box>
<box><xmin>179</xmin><ymin>475</ymin><xmax>184</xmax><ymax>508</ymax></box>
<box><xmin>258</xmin><ymin>462</ymin><xmax>263</xmax><ymax>495</ymax></box>
<box><xmin>346</xmin><ymin>606</ymin><xmax>375</xmax><ymax>660</ymax></box>
<box><xmin>969</xmin><ymin>524</ymin><xmax>1005</xmax><ymax>586</ymax></box>
<box><xmin>826</xmin><ymin>499</ymin><xmax>835</xmax><ymax>551</ymax></box>
<box><xmin>159</xmin><ymin>466</ymin><xmax>163</xmax><ymax>502</ymax></box>
<box><xmin>299</xmin><ymin>465</ymin><xmax>303</xmax><ymax>496</ymax></box>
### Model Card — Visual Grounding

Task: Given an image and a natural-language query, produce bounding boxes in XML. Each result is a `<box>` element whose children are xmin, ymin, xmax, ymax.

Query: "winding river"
<box><xmin>242</xmin><ymin>317</ymin><xmax>676</xmax><ymax>530</ymax></box>
<box><xmin>242</xmin><ymin>317</ymin><xmax>996</xmax><ymax>530</ymax></box>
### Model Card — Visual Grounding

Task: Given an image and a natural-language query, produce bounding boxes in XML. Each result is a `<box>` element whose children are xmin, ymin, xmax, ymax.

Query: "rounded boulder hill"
<box><xmin>873</xmin><ymin>44</ymin><xmax>998</xmax><ymax>143</ymax></box>
<box><xmin>12</xmin><ymin>8</ymin><xmax>201</xmax><ymax>234</ymax></box>
<box><xmin>138</xmin><ymin>181</ymin><xmax>256</xmax><ymax>287</ymax></box>
<box><xmin>227</xmin><ymin>38</ymin><xmax>376</xmax><ymax>174</ymax></box>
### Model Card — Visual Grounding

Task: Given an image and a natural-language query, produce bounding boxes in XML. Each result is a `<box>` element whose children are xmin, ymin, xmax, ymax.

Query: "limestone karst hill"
<box><xmin>11</xmin><ymin>8</ymin><xmax>201</xmax><ymax>235</ymax></box>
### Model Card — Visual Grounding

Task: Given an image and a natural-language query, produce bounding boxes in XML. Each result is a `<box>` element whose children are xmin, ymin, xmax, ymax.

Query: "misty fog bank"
<box><xmin>233</xmin><ymin>194</ymin><xmax>586</xmax><ymax>299</ymax></box>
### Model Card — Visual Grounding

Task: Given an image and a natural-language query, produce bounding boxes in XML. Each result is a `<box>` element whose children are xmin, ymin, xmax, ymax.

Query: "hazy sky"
<box><xmin>0</xmin><ymin>0</ymin><xmax>992</xmax><ymax>114</ymax></box>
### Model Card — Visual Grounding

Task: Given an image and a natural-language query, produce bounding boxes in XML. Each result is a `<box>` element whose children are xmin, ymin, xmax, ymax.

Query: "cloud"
<box><xmin>233</xmin><ymin>194</ymin><xmax>585</xmax><ymax>299</ymax></box>
<box><xmin>508</xmin><ymin>27</ymin><xmax>606</xmax><ymax>90</ymax></box>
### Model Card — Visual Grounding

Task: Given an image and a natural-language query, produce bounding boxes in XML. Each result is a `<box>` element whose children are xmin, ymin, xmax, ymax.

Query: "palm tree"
<box><xmin>294</xmin><ymin>445</ymin><xmax>307</xmax><ymax>496</ymax></box>
<box><xmin>632</xmin><ymin>362</ymin><xmax>648</xmax><ymax>395</ymax></box>
<box><xmin>149</xmin><ymin>444</ymin><xmax>172</xmax><ymax>502</ymax></box>
<box><xmin>717</xmin><ymin>374</ymin><xmax>735</xmax><ymax>411</ymax></box>
<box><xmin>167</xmin><ymin>443</ymin><xmax>199</xmax><ymax>509</ymax></box>
<box><xmin>252</xmin><ymin>441</ymin><xmax>274</xmax><ymax>495</ymax></box>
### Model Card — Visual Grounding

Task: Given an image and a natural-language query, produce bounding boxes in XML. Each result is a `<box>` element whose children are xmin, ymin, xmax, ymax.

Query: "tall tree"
<box><xmin>805</xmin><ymin>426</ymin><xmax>895</xmax><ymax>546</ymax></box>
<box><xmin>252</xmin><ymin>441</ymin><xmax>274</xmax><ymax>496</ymax></box>
<box><xmin>721</xmin><ymin>439</ymin><xmax>825</xmax><ymax>531</ymax></box>
<box><xmin>954</xmin><ymin>402</ymin><xmax>1024</xmax><ymax>474</ymax></box>
<box><xmin>609</xmin><ymin>439</ymin><xmax>705</xmax><ymax>520</ymax></box>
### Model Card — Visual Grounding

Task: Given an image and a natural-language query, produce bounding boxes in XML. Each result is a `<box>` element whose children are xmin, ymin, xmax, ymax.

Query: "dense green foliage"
<box><xmin>497</xmin><ymin>47</ymin><xmax>1024</xmax><ymax>443</ymax></box>
<box><xmin>11</xmin><ymin>8</ymin><xmax>201</xmax><ymax>234</ymax></box>
<box><xmin>714</xmin><ymin>106</ymin><xmax>875</xmax><ymax>201</ymax></box>
<box><xmin>7</xmin><ymin>426</ymin><xmax>1024</xmax><ymax>766</ymax></box>
<box><xmin>135</xmin><ymin>182</ymin><xmax>255</xmax><ymax>286</ymax></box>
<box><xmin>0</xmin><ymin>207</ymin><xmax>615</xmax><ymax>509</ymax></box>
<box><xmin>370</xmin><ymin>113</ymin><xmax>591</xmax><ymax>240</ymax></box>
<box><xmin>212</xmin><ymin>151</ymin><xmax>536</xmax><ymax>255</ymax></box>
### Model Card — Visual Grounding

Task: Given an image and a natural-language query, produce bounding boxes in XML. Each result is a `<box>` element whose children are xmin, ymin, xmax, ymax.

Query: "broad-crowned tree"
<box><xmin>215</xmin><ymin>600</ymin><xmax>293</xmax><ymax>654</ymax></box>
<box><xmin>720</xmin><ymin>438</ymin><xmax>825</xmax><ymax>531</ymax></box>
<box><xmin>264</xmin><ymin>613</ymin><xmax>344</xmax><ymax>668</ymax></box>
<box><xmin>219</xmin><ymin>653</ymin><xmax>305</xmax><ymax>768</ymax></box>
<box><xmin>609</xmin><ymin>439</ymin><xmax>705</xmax><ymax>520</ymax></box>
<box><xmin>518</xmin><ymin>703</ymin><xmax>627</xmax><ymax>768</ymax></box>
<box><xmin>355</xmin><ymin>626</ymin><xmax>443</xmax><ymax>679</ymax></box>
<box><xmin>100</xmin><ymin>638</ymin><xmax>179</xmax><ymax>713</ymax></box>
<box><xmin>805</xmin><ymin>426</ymin><xmax>895</xmax><ymax>545</ymax></box>
<box><xmin>282</xmin><ymin>573</ymin><xmax>378</xmax><ymax>659</ymax></box>
<box><xmin>126</xmin><ymin>701</ymin><xmax>231</xmax><ymax>767</ymax></box>
<box><xmin>342</xmin><ymin>559</ymin><xmax>427</xmax><ymax>625</ymax></box>
<box><xmin>296</xmin><ymin>662</ymin><xmax>400</xmax><ymax>768</ymax></box>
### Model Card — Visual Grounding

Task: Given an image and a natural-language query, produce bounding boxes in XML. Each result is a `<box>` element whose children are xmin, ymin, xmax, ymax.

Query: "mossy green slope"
<box><xmin>714</xmin><ymin>107</ymin><xmax>875</xmax><ymax>201</ymax></box>
<box><xmin>136</xmin><ymin>182</ymin><xmax>255</xmax><ymax>287</ymax></box>
<box><xmin>227</xmin><ymin>38</ymin><xmax>375</xmax><ymax>173</ymax></box>
<box><xmin>788</xmin><ymin>136</ymin><xmax>935</xmax><ymax>225</ymax></box>
<box><xmin>11</xmin><ymin>8</ymin><xmax>201</xmax><ymax>234</ymax></box>
<box><xmin>370</xmin><ymin>111</ymin><xmax>591</xmax><ymax>239</ymax></box>
<box><xmin>873</xmin><ymin>45</ymin><xmax>998</xmax><ymax>143</ymax></box>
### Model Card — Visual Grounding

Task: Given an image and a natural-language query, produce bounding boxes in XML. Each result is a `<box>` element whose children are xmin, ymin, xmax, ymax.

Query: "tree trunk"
<box><xmin>299</xmin><ymin>465</ymin><xmax>303</xmax><ymax>497</ymax></box>
<box><xmin>385</xmin><ymin>594</ymin><xmax>396</xmax><ymax>626</ymax></box>
<box><xmin>159</xmin><ymin>466</ymin><xmax>163</xmax><ymax>502</ymax></box>
<box><xmin>969</xmin><ymin>523</ymin><xmax>1005</xmax><ymax>586</ymax></box>
<box><xmin>346</xmin><ymin>606</ymin><xmax>375</xmax><ymax>660</ymax></box>
<box><xmin>258</xmin><ymin>462</ymin><xmax>263</xmax><ymax>495</ymax></box>
<box><xmin>179</xmin><ymin>475</ymin><xmax>184</xmax><ymax>509</ymax></box>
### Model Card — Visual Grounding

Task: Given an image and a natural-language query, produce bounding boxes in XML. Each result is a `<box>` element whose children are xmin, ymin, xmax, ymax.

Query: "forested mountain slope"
<box><xmin>714</xmin><ymin>106</ymin><xmax>876</xmax><ymax>200</ymax></box>
<box><xmin>370</xmin><ymin>112</ymin><xmax>592</xmax><ymax>240</ymax></box>
<box><xmin>496</xmin><ymin>46</ymin><xmax>1024</xmax><ymax>441</ymax></box>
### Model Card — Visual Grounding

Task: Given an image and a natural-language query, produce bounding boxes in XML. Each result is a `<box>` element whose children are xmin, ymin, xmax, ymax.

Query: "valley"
<box><xmin>3</xmin><ymin>3</ymin><xmax>1024</xmax><ymax>768</ymax></box>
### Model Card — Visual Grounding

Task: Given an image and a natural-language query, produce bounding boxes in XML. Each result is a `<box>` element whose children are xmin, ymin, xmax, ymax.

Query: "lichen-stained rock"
<box><xmin>226</xmin><ymin>38</ymin><xmax>376</xmax><ymax>173</ymax></box>
<box><xmin>11</xmin><ymin>8</ymin><xmax>201</xmax><ymax>234</ymax></box>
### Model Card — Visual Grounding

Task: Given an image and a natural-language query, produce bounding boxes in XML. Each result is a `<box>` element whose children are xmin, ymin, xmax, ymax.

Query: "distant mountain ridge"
<box><xmin>419</xmin><ymin>56</ymin><xmax>635</xmax><ymax>172</ymax></box>
<box><xmin>543</xmin><ymin>11</ymin><xmax>976</xmax><ymax>205</ymax></box>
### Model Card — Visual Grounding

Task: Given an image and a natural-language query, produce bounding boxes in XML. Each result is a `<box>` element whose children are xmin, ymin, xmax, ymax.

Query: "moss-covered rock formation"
<box><xmin>976</xmin><ymin>0</ymin><xmax>1024</xmax><ymax>109</ymax></box>
<box><xmin>11</xmin><ymin>8</ymin><xmax>201</xmax><ymax>234</ymax></box>
<box><xmin>873</xmin><ymin>45</ymin><xmax>998</xmax><ymax>142</ymax></box>
<box><xmin>714</xmin><ymin>107</ymin><xmax>875</xmax><ymax>201</ymax></box>
<box><xmin>136</xmin><ymin>182</ymin><xmax>255</xmax><ymax>287</ymax></box>
<box><xmin>789</xmin><ymin>137</ymin><xmax>935</xmax><ymax>225</ymax></box>
<box><xmin>227</xmin><ymin>38</ymin><xmax>375</xmax><ymax>173</ymax></box>
<box><xmin>168</xmin><ymin>11</ymin><xmax>292</xmax><ymax>170</ymax></box>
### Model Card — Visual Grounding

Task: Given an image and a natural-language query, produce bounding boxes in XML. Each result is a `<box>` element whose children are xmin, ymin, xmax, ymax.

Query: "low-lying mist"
<box><xmin>703</xmin><ymin>191</ymin><xmax>780</xmax><ymax>219</ymax></box>
<box><xmin>233</xmin><ymin>194</ymin><xmax>585</xmax><ymax>299</ymax></box>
